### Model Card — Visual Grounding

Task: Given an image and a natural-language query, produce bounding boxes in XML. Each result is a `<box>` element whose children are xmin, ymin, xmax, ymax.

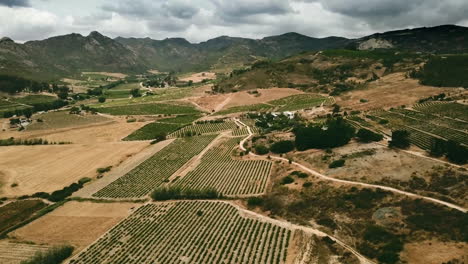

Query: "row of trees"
<box><xmin>0</xmin><ymin>74</ymin><xmax>49</xmax><ymax>94</ymax></box>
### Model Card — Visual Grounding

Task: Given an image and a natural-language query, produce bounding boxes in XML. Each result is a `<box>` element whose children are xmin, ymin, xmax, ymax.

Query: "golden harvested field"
<box><xmin>1</xmin><ymin>116</ymin><xmax>149</xmax><ymax>144</ymax></box>
<box><xmin>0</xmin><ymin>240</ymin><xmax>50</xmax><ymax>264</ymax></box>
<box><xmin>9</xmin><ymin>201</ymin><xmax>140</xmax><ymax>252</ymax></box>
<box><xmin>81</xmin><ymin>72</ymin><xmax>128</xmax><ymax>79</ymax></box>
<box><xmin>400</xmin><ymin>240</ymin><xmax>467</xmax><ymax>264</ymax></box>
<box><xmin>337</xmin><ymin>72</ymin><xmax>458</xmax><ymax>111</ymax></box>
<box><xmin>0</xmin><ymin>142</ymin><xmax>148</xmax><ymax>197</ymax></box>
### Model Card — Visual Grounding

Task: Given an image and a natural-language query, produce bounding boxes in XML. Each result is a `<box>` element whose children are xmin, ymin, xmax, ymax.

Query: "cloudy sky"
<box><xmin>1</xmin><ymin>0</ymin><xmax>468</xmax><ymax>43</ymax></box>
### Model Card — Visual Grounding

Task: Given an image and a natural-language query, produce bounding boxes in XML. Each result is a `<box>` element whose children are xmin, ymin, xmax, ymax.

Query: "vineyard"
<box><xmin>372</xmin><ymin>110</ymin><xmax>468</xmax><ymax>146</ymax></box>
<box><xmin>124</xmin><ymin>122</ymin><xmax>182</xmax><ymax>141</ymax></box>
<box><xmin>94</xmin><ymin>102</ymin><xmax>200</xmax><ymax>116</ymax></box>
<box><xmin>413</xmin><ymin>102</ymin><xmax>468</xmax><ymax>122</ymax></box>
<box><xmin>216</xmin><ymin>94</ymin><xmax>330</xmax><ymax>115</ymax></box>
<box><xmin>173</xmin><ymin>138</ymin><xmax>271</xmax><ymax>196</ymax></box>
<box><xmin>169</xmin><ymin>120</ymin><xmax>239</xmax><ymax>138</ymax></box>
<box><xmin>0</xmin><ymin>99</ymin><xmax>30</xmax><ymax>116</ymax></box>
<box><xmin>69</xmin><ymin>201</ymin><xmax>291</xmax><ymax>264</ymax></box>
<box><xmin>93</xmin><ymin>135</ymin><xmax>217</xmax><ymax>198</ymax></box>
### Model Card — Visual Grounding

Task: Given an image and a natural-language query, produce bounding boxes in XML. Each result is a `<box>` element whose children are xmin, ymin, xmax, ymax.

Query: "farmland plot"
<box><xmin>413</xmin><ymin>102</ymin><xmax>468</xmax><ymax>121</ymax></box>
<box><xmin>169</xmin><ymin>120</ymin><xmax>239</xmax><ymax>138</ymax></box>
<box><xmin>94</xmin><ymin>102</ymin><xmax>200</xmax><ymax>116</ymax></box>
<box><xmin>0</xmin><ymin>240</ymin><xmax>50</xmax><ymax>264</ymax></box>
<box><xmin>173</xmin><ymin>138</ymin><xmax>271</xmax><ymax>196</ymax></box>
<box><xmin>69</xmin><ymin>201</ymin><xmax>291</xmax><ymax>264</ymax></box>
<box><xmin>93</xmin><ymin>135</ymin><xmax>217</xmax><ymax>198</ymax></box>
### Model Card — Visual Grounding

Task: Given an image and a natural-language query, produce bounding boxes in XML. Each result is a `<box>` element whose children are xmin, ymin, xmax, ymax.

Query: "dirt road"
<box><xmin>236</xmin><ymin>119</ymin><xmax>467</xmax><ymax>213</ymax></box>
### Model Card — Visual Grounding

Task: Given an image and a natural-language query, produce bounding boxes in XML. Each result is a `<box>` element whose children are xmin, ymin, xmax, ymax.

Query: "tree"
<box><xmin>445</xmin><ymin>141</ymin><xmax>467</xmax><ymax>164</ymax></box>
<box><xmin>23</xmin><ymin>108</ymin><xmax>33</xmax><ymax>119</ymax></box>
<box><xmin>98</xmin><ymin>97</ymin><xmax>106</xmax><ymax>103</ymax></box>
<box><xmin>130</xmin><ymin>88</ymin><xmax>142</xmax><ymax>98</ymax></box>
<box><xmin>332</xmin><ymin>104</ymin><xmax>341</xmax><ymax>114</ymax></box>
<box><xmin>356</xmin><ymin>128</ymin><xmax>384</xmax><ymax>143</ymax></box>
<box><xmin>270</xmin><ymin>140</ymin><xmax>295</xmax><ymax>154</ymax></box>
<box><xmin>188</xmin><ymin>80</ymin><xmax>193</xmax><ymax>86</ymax></box>
<box><xmin>389</xmin><ymin>130</ymin><xmax>410</xmax><ymax>149</ymax></box>
<box><xmin>294</xmin><ymin>117</ymin><xmax>355</xmax><ymax>150</ymax></box>
<box><xmin>429</xmin><ymin>138</ymin><xmax>447</xmax><ymax>157</ymax></box>
<box><xmin>57</xmin><ymin>86</ymin><xmax>69</xmax><ymax>100</ymax></box>
<box><xmin>254</xmin><ymin>145</ymin><xmax>269</xmax><ymax>155</ymax></box>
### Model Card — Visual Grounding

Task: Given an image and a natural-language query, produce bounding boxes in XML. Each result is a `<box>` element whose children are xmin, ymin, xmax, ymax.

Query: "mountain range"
<box><xmin>0</xmin><ymin>24</ymin><xmax>467</xmax><ymax>80</ymax></box>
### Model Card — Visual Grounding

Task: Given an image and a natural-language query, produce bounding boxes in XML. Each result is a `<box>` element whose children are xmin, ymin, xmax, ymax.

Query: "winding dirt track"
<box><xmin>235</xmin><ymin>118</ymin><xmax>468</xmax><ymax>213</ymax></box>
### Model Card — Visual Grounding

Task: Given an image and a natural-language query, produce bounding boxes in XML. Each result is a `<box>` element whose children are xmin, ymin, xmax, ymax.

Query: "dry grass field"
<box><xmin>336</xmin><ymin>73</ymin><xmax>458</xmax><ymax>111</ymax></box>
<box><xmin>179</xmin><ymin>72</ymin><xmax>216</xmax><ymax>82</ymax></box>
<box><xmin>0</xmin><ymin>142</ymin><xmax>148</xmax><ymax>197</ymax></box>
<box><xmin>9</xmin><ymin>201</ymin><xmax>140</xmax><ymax>252</ymax></box>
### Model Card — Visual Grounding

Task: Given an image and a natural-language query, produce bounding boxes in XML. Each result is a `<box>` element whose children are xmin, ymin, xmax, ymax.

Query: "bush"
<box><xmin>254</xmin><ymin>145</ymin><xmax>269</xmax><ymax>155</ymax></box>
<box><xmin>98</xmin><ymin>97</ymin><xmax>106</xmax><ymax>103</ymax></box>
<box><xmin>303</xmin><ymin>182</ymin><xmax>313</xmax><ymax>188</ymax></box>
<box><xmin>270</xmin><ymin>140</ymin><xmax>294</xmax><ymax>154</ymax></box>
<box><xmin>281</xmin><ymin>176</ymin><xmax>294</xmax><ymax>185</ymax></box>
<box><xmin>21</xmin><ymin>245</ymin><xmax>74</xmax><ymax>264</ymax></box>
<box><xmin>329</xmin><ymin>159</ymin><xmax>345</xmax><ymax>168</ymax></box>
<box><xmin>290</xmin><ymin>171</ymin><xmax>308</xmax><ymax>178</ymax></box>
<box><xmin>356</xmin><ymin>128</ymin><xmax>384</xmax><ymax>143</ymax></box>
<box><xmin>151</xmin><ymin>186</ymin><xmax>221</xmax><ymax>201</ymax></box>
<box><xmin>96</xmin><ymin>166</ymin><xmax>112</xmax><ymax>174</ymax></box>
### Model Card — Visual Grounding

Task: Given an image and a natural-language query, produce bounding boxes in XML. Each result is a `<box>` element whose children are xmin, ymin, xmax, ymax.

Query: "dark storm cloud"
<box><xmin>295</xmin><ymin>0</ymin><xmax>468</xmax><ymax>29</ymax></box>
<box><xmin>211</xmin><ymin>0</ymin><xmax>293</xmax><ymax>18</ymax></box>
<box><xmin>0</xmin><ymin>0</ymin><xmax>31</xmax><ymax>7</ymax></box>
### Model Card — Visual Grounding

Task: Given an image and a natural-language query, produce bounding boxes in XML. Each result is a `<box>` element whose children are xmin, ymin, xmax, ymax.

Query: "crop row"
<box><xmin>391</xmin><ymin>108</ymin><xmax>467</xmax><ymax>131</ymax></box>
<box><xmin>69</xmin><ymin>201</ymin><xmax>291</xmax><ymax>264</ymax></box>
<box><xmin>95</xmin><ymin>102</ymin><xmax>200</xmax><ymax>116</ymax></box>
<box><xmin>413</xmin><ymin>102</ymin><xmax>468</xmax><ymax>122</ymax></box>
<box><xmin>169</xmin><ymin>121</ymin><xmax>239</xmax><ymax>137</ymax></box>
<box><xmin>373</xmin><ymin>110</ymin><xmax>468</xmax><ymax>146</ymax></box>
<box><xmin>93</xmin><ymin>135</ymin><xmax>217</xmax><ymax>198</ymax></box>
<box><xmin>173</xmin><ymin>138</ymin><xmax>271</xmax><ymax>196</ymax></box>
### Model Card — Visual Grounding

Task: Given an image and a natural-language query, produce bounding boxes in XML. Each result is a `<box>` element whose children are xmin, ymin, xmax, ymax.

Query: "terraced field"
<box><xmin>69</xmin><ymin>201</ymin><xmax>291</xmax><ymax>264</ymax></box>
<box><xmin>169</xmin><ymin>120</ymin><xmax>239</xmax><ymax>138</ymax></box>
<box><xmin>173</xmin><ymin>137</ymin><xmax>271</xmax><ymax>196</ymax></box>
<box><xmin>93</xmin><ymin>135</ymin><xmax>217</xmax><ymax>198</ymax></box>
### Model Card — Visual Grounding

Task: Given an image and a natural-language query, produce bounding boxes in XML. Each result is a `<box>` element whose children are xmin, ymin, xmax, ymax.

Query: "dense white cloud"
<box><xmin>1</xmin><ymin>0</ymin><xmax>467</xmax><ymax>43</ymax></box>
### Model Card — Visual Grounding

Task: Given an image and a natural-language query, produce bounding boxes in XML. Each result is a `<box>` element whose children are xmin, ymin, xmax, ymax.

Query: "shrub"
<box><xmin>329</xmin><ymin>159</ymin><xmax>345</xmax><ymax>168</ymax></box>
<box><xmin>290</xmin><ymin>171</ymin><xmax>308</xmax><ymax>178</ymax></box>
<box><xmin>303</xmin><ymin>182</ymin><xmax>313</xmax><ymax>188</ymax></box>
<box><xmin>98</xmin><ymin>97</ymin><xmax>106</xmax><ymax>103</ymax></box>
<box><xmin>270</xmin><ymin>140</ymin><xmax>294</xmax><ymax>154</ymax></box>
<box><xmin>281</xmin><ymin>176</ymin><xmax>294</xmax><ymax>185</ymax></box>
<box><xmin>96</xmin><ymin>166</ymin><xmax>112</xmax><ymax>174</ymax></box>
<box><xmin>356</xmin><ymin>128</ymin><xmax>384</xmax><ymax>143</ymax></box>
<box><xmin>254</xmin><ymin>145</ymin><xmax>269</xmax><ymax>155</ymax></box>
<box><xmin>20</xmin><ymin>245</ymin><xmax>74</xmax><ymax>264</ymax></box>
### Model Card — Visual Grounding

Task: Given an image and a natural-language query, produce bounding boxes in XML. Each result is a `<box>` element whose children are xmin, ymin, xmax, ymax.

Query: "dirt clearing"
<box><xmin>400</xmin><ymin>240</ymin><xmax>466</xmax><ymax>264</ymax></box>
<box><xmin>191</xmin><ymin>88</ymin><xmax>303</xmax><ymax>112</ymax></box>
<box><xmin>337</xmin><ymin>73</ymin><xmax>458</xmax><ymax>111</ymax></box>
<box><xmin>9</xmin><ymin>201</ymin><xmax>140</xmax><ymax>252</ymax></box>
<box><xmin>0</xmin><ymin>142</ymin><xmax>148</xmax><ymax>197</ymax></box>
<box><xmin>180</xmin><ymin>72</ymin><xmax>216</xmax><ymax>83</ymax></box>
<box><xmin>82</xmin><ymin>72</ymin><xmax>127</xmax><ymax>79</ymax></box>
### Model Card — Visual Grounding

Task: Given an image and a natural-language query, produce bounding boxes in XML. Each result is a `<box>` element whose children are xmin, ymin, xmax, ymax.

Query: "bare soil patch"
<box><xmin>337</xmin><ymin>73</ymin><xmax>457</xmax><ymax>111</ymax></box>
<box><xmin>9</xmin><ymin>201</ymin><xmax>140</xmax><ymax>252</ymax></box>
<box><xmin>0</xmin><ymin>240</ymin><xmax>50</xmax><ymax>264</ymax></box>
<box><xmin>0</xmin><ymin>142</ymin><xmax>148</xmax><ymax>197</ymax></box>
<box><xmin>0</xmin><ymin>200</ymin><xmax>47</xmax><ymax>234</ymax></box>
<box><xmin>400</xmin><ymin>240</ymin><xmax>467</xmax><ymax>264</ymax></box>
<box><xmin>82</xmin><ymin>72</ymin><xmax>127</xmax><ymax>79</ymax></box>
<box><xmin>180</xmin><ymin>72</ymin><xmax>216</xmax><ymax>83</ymax></box>
<box><xmin>1</xmin><ymin>116</ymin><xmax>149</xmax><ymax>144</ymax></box>
<box><xmin>191</xmin><ymin>88</ymin><xmax>303</xmax><ymax>112</ymax></box>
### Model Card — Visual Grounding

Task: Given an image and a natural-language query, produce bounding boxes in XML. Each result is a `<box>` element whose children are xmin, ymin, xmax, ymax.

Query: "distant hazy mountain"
<box><xmin>0</xmin><ymin>25</ymin><xmax>466</xmax><ymax>80</ymax></box>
